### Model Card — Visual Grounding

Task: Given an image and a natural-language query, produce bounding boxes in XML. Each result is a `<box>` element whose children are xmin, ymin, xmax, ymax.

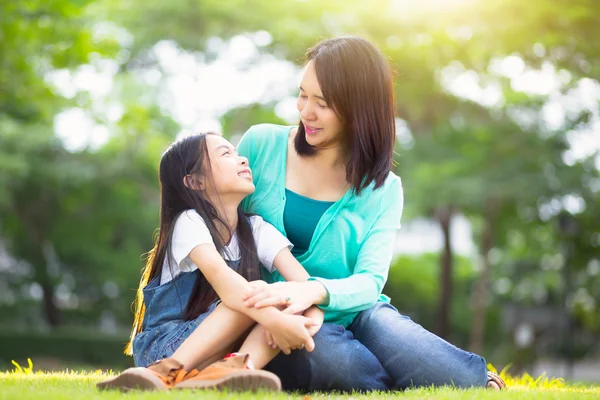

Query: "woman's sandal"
<box><xmin>486</xmin><ymin>371</ymin><xmax>507</xmax><ymax>390</ymax></box>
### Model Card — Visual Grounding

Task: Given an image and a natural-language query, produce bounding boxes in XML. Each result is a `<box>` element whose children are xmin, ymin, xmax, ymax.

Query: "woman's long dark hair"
<box><xmin>295</xmin><ymin>36</ymin><xmax>396</xmax><ymax>195</ymax></box>
<box><xmin>125</xmin><ymin>133</ymin><xmax>259</xmax><ymax>355</ymax></box>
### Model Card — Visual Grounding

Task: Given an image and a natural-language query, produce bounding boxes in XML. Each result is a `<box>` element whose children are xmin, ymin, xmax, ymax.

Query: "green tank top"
<box><xmin>283</xmin><ymin>189</ymin><xmax>334</xmax><ymax>257</ymax></box>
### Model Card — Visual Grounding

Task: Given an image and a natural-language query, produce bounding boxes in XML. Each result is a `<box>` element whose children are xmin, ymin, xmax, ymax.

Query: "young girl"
<box><xmin>97</xmin><ymin>132</ymin><xmax>324</xmax><ymax>392</ymax></box>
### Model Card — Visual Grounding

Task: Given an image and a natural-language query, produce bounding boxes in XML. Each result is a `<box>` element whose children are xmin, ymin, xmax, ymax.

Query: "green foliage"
<box><xmin>0</xmin><ymin>330</ymin><xmax>132</xmax><ymax>371</ymax></box>
<box><xmin>384</xmin><ymin>253</ymin><xmax>495</xmax><ymax>347</ymax></box>
<box><xmin>0</xmin><ymin>0</ymin><xmax>119</xmax><ymax>121</ymax></box>
<box><xmin>0</xmin><ymin>0</ymin><xmax>181</xmax><ymax>330</ymax></box>
<box><xmin>221</xmin><ymin>103</ymin><xmax>287</xmax><ymax>139</ymax></box>
<box><xmin>97</xmin><ymin>0</ymin><xmax>345</xmax><ymax>61</ymax></box>
<box><xmin>1</xmin><ymin>0</ymin><xmax>599</xmax><ymax>367</ymax></box>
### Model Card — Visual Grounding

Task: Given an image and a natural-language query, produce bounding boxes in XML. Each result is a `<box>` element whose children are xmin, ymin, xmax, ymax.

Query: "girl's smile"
<box><xmin>204</xmin><ymin>135</ymin><xmax>255</xmax><ymax>200</ymax></box>
<box><xmin>238</xmin><ymin>168</ymin><xmax>252</xmax><ymax>179</ymax></box>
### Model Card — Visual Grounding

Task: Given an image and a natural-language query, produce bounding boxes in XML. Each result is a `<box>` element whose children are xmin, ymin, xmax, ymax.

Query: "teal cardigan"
<box><xmin>238</xmin><ymin>124</ymin><xmax>404</xmax><ymax>327</ymax></box>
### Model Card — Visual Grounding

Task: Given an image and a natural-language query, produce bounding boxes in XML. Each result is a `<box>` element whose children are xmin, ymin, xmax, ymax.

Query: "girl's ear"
<box><xmin>183</xmin><ymin>174</ymin><xmax>204</xmax><ymax>191</ymax></box>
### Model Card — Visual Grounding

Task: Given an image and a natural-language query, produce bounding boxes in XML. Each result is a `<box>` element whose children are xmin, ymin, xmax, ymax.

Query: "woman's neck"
<box><xmin>291</xmin><ymin>127</ymin><xmax>349</xmax><ymax>170</ymax></box>
<box><xmin>313</xmin><ymin>144</ymin><xmax>348</xmax><ymax>170</ymax></box>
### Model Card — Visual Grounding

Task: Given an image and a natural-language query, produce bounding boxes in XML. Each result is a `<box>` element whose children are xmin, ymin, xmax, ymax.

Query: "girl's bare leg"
<box><xmin>98</xmin><ymin>304</ymin><xmax>281</xmax><ymax>392</ymax></box>
<box><xmin>170</xmin><ymin>303</ymin><xmax>282</xmax><ymax>372</ymax></box>
<box><xmin>171</xmin><ymin>303</ymin><xmax>255</xmax><ymax>370</ymax></box>
<box><xmin>237</xmin><ymin>324</ymin><xmax>280</xmax><ymax>369</ymax></box>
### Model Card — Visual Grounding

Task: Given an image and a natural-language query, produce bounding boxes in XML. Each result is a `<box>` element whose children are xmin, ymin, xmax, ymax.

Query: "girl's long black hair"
<box><xmin>125</xmin><ymin>133</ymin><xmax>259</xmax><ymax>355</ymax></box>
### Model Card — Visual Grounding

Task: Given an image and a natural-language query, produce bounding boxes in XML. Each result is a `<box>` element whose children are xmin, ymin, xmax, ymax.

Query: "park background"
<box><xmin>1</xmin><ymin>0</ymin><xmax>599</xmax><ymax>384</ymax></box>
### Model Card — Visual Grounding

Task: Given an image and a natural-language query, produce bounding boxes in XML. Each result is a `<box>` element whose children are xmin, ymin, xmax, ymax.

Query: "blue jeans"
<box><xmin>265</xmin><ymin>302</ymin><xmax>488</xmax><ymax>391</ymax></box>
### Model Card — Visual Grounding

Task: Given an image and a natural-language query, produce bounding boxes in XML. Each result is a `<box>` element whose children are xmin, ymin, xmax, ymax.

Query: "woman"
<box><xmin>237</xmin><ymin>36</ymin><xmax>505</xmax><ymax>391</ymax></box>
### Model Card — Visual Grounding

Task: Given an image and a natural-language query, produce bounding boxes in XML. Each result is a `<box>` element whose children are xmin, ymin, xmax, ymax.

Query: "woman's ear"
<box><xmin>183</xmin><ymin>174</ymin><xmax>204</xmax><ymax>191</ymax></box>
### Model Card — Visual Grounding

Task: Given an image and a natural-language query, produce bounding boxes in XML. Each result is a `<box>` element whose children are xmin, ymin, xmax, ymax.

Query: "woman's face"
<box><xmin>201</xmin><ymin>135</ymin><xmax>255</xmax><ymax>200</ymax></box>
<box><xmin>297</xmin><ymin>60</ymin><xmax>345</xmax><ymax>149</ymax></box>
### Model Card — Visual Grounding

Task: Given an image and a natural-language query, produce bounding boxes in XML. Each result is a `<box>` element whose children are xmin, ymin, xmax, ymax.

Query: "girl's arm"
<box><xmin>273</xmin><ymin>248</ymin><xmax>309</xmax><ymax>281</ymax></box>
<box><xmin>253</xmin><ymin>248</ymin><xmax>325</xmax><ymax>347</ymax></box>
<box><xmin>189</xmin><ymin>244</ymin><xmax>316</xmax><ymax>353</ymax></box>
<box><xmin>242</xmin><ymin>216</ymin><xmax>328</xmax><ymax>312</ymax></box>
<box><xmin>271</xmin><ymin>249</ymin><xmax>325</xmax><ymax>335</ymax></box>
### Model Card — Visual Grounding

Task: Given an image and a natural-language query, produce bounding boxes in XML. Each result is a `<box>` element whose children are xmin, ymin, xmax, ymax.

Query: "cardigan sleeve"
<box><xmin>308</xmin><ymin>176</ymin><xmax>404</xmax><ymax>313</ymax></box>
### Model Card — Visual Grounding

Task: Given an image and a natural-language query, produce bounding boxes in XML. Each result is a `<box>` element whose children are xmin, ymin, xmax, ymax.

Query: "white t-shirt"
<box><xmin>160</xmin><ymin>210</ymin><xmax>292</xmax><ymax>285</ymax></box>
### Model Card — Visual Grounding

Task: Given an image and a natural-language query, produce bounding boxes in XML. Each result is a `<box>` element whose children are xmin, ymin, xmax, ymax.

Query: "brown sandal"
<box><xmin>486</xmin><ymin>371</ymin><xmax>507</xmax><ymax>390</ymax></box>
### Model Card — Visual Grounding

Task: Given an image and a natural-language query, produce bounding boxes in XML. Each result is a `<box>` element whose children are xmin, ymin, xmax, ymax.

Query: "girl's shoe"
<box><xmin>486</xmin><ymin>371</ymin><xmax>507</xmax><ymax>390</ymax></box>
<box><xmin>173</xmin><ymin>353</ymin><xmax>281</xmax><ymax>391</ymax></box>
<box><xmin>96</xmin><ymin>353</ymin><xmax>281</xmax><ymax>392</ymax></box>
<box><xmin>96</xmin><ymin>357</ymin><xmax>191</xmax><ymax>391</ymax></box>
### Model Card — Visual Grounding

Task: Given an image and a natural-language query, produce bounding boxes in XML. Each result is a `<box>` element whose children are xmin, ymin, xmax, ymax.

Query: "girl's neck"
<box><xmin>208</xmin><ymin>197</ymin><xmax>239</xmax><ymax>244</ymax></box>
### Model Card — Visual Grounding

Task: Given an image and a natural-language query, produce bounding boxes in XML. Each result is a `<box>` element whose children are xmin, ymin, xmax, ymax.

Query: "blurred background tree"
<box><xmin>0</xmin><ymin>0</ymin><xmax>598</xmax><ymax>379</ymax></box>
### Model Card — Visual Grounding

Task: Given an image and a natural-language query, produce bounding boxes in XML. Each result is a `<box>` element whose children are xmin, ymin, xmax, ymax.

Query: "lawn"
<box><xmin>1</xmin><ymin>369</ymin><xmax>599</xmax><ymax>400</ymax></box>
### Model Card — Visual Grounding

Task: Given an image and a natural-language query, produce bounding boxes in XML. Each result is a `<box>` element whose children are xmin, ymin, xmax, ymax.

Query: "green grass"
<box><xmin>1</xmin><ymin>362</ymin><xmax>599</xmax><ymax>400</ymax></box>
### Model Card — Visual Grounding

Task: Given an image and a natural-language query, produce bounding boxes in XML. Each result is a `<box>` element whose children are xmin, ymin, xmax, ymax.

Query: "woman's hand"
<box><xmin>266</xmin><ymin>314</ymin><xmax>317</xmax><ymax>355</ymax></box>
<box><xmin>243</xmin><ymin>281</ymin><xmax>317</xmax><ymax>314</ymax></box>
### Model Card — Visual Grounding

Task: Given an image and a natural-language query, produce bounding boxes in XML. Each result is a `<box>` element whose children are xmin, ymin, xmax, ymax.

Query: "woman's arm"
<box><xmin>245</xmin><ymin>177</ymin><xmax>404</xmax><ymax>313</ymax></box>
<box><xmin>256</xmin><ymin>248</ymin><xmax>326</xmax><ymax>346</ymax></box>
<box><xmin>307</xmin><ymin>179</ymin><xmax>403</xmax><ymax>313</ymax></box>
<box><xmin>270</xmin><ymin>249</ymin><xmax>327</xmax><ymax>330</ymax></box>
<box><xmin>244</xmin><ymin>248</ymin><xmax>328</xmax><ymax>311</ymax></box>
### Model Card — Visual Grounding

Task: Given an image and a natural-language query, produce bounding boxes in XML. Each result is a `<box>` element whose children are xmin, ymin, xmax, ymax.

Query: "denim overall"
<box><xmin>132</xmin><ymin>260</ymin><xmax>239</xmax><ymax>367</ymax></box>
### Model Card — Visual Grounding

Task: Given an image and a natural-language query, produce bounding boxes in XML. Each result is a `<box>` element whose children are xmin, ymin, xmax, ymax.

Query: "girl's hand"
<box><xmin>302</xmin><ymin>306</ymin><xmax>324</xmax><ymax>337</ymax></box>
<box><xmin>267</xmin><ymin>314</ymin><xmax>317</xmax><ymax>355</ymax></box>
<box><xmin>263</xmin><ymin>304</ymin><xmax>324</xmax><ymax>348</ymax></box>
<box><xmin>243</xmin><ymin>281</ymin><xmax>314</xmax><ymax>314</ymax></box>
<box><xmin>248</xmin><ymin>280</ymin><xmax>268</xmax><ymax>290</ymax></box>
<box><xmin>264</xmin><ymin>329</ymin><xmax>276</xmax><ymax>349</ymax></box>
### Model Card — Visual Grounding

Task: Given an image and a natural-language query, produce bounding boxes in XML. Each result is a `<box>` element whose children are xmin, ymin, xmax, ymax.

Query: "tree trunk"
<box><xmin>41</xmin><ymin>281</ymin><xmax>61</xmax><ymax>326</ymax></box>
<box><xmin>14</xmin><ymin>204</ymin><xmax>62</xmax><ymax>327</ymax></box>
<box><xmin>469</xmin><ymin>199</ymin><xmax>498</xmax><ymax>354</ymax></box>
<box><xmin>436</xmin><ymin>206</ymin><xmax>453</xmax><ymax>339</ymax></box>
<box><xmin>39</xmin><ymin>242</ymin><xmax>61</xmax><ymax>327</ymax></box>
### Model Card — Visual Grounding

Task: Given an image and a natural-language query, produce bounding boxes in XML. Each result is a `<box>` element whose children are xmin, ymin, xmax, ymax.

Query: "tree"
<box><xmin>0</xmin><ymin>0</ymin><xmax>177</xmax><ymax>328</ymax></box>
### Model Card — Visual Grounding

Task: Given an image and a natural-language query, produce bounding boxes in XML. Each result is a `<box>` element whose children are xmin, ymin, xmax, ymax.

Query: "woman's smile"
<box><xmin>303</xmin><ymin>124</ymin><xmax>322</xmax><ymax>135</ymax></box>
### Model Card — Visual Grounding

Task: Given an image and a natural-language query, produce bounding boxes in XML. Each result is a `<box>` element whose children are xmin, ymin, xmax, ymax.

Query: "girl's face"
<box><xmin>297</xmin><ymin>60</ymin><xmax>345</xmax><ymax>149</ymax></box>
<box><xmin>202</xmin><ymin>135</ymin><xmax>255</xmax><ymax>200</ymax></box>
